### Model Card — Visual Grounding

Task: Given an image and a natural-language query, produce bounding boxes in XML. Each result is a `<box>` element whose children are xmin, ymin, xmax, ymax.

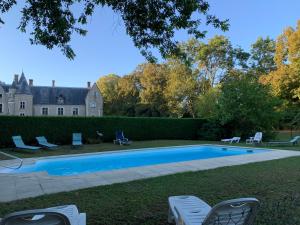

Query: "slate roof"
<box><xmin>16</xmin><ymin>73</ymin><xmax>32</xmax><ymax>95</ymax></box>
<box><xmin>0</xmin><ymin>73</ymin><xmax>90</xmax><ymax>105</ymax></box>
<box><xmin>1</xmin><ymin>84</ymin><xmax>10</xmax><ymax>92</ymax></box>
<box><xmin>30</xmin><ymin>86</ymin><xmax>89</xmax><ymax>105</ymax></box>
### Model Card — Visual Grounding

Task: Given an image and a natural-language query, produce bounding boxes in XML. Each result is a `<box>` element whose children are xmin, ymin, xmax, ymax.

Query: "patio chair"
<box><xmin>36</xmin><ymin>136</ymin><xmax>58</xmax><ymax>149</ymax></box>
<box><xmin>168</xmin><ymin>195</ymin><xmax>259</xmax><ymax>225</ymax></box>
<box><xmin>268</xmin><ymin>136</ymin><xmax>300</xmax><ymax>146</ymax></box>
<box><xmin>72</xmin><ymin>133</ymin><xmax>83</xmax><ymax>147</ymax></box>
<box><xmin>113</xmin><ymin>130</ymin><xmax>131</xmax><ymax>145</ymax></box>
<box><xmin>246</xmin><ymin>132</ymin><xmax>262</xmax><ymax>144</ymax></box>
<box><xmin>221</xmin><ymin>137</ymin><xmax>241</xmax><ymax>144</ymax></box>
<box><xmin>0</xmin><ymin>205</ymin><xmax>86</xmax><ymax>225</ymax></box>
<box><xmin>12</xmin><ymin>136</ymin><xmax>40</xmax><ymax>151</ymax></box>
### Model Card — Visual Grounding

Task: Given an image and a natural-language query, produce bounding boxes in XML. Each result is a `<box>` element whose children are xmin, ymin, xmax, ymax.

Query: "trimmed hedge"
<box><xmin>0</xmin><ymin>116</ymin><xmax>209</xmax><ymax>148</ymax></box>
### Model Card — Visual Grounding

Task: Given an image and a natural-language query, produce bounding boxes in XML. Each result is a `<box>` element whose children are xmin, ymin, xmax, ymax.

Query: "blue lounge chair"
<box><xmin>0</xmin><ymin>205</ymin><xmax>86</xmax><ymax>225</ymax></box>
<box><xmin>12</xmin><ymin>136</ymin><xmax>40</xmax><ymax>151</ymax></box>
<box><xmin>268</xmin><ymin>136</ymin><xmax>300</xmax><ymax>146</ymax></box>
<box><xmin>114</xmin><ymin>130</ymin><xmax>131</xmax><ymax>145</ymax></box>
<box><xmin>36</xmin><ymin>136</ymin><xmax>58</xmax><ymax>149</ymax></box>
<box><xmin>72</xmin><ymin>133</ymin><xmax>83</xmax><ymax>147</ymax></box>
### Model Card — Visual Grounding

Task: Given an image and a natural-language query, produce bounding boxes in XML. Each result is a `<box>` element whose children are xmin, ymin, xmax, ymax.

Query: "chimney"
<box><xmin>52</xmin><ymin>80</ymin><xmax>55</xmax><ymax>87</ymax></box>
<box><xmin>29</xmin><ymin>79</ymin><xmax>33</xmax><ymax>86</ymax></box>
<box><xmin>14</xmin><ymin>74</ymin><xmax>19</xmax><ymax>83</ymax></box>
<box><xmin>87</xmin><ymin>81</ymin><xmax>91</xmax><ymax>88</ymax></box>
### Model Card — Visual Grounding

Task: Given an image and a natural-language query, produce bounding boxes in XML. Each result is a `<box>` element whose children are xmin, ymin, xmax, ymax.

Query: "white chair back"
<box><xmin>253</xmin><ymin>132</ymin><xmax>262</xmax><ymax>142</ymax></box>
<box><xmin>203</xmin><ymin>198</ymin><xmax>260</xmax><ymax>225</ymax></box>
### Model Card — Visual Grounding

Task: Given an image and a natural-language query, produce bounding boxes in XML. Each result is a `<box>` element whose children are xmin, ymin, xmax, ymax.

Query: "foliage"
<box><xmin>0</xmin><ymin>116</ymin><xmax>207</xmax><ymax>147</ymax></box>
<box><xmin>0</xmin><ymin>0</ymin><xmax>228</xmax><ymax>60</ymax></box>
<box><xmin>259</xmin><ymin>21</ymin><xmax>300</xmax><ymax>128</ymax></box>
<box><xmin>217</xmin><ymin>71</ymin><xmax>280</xmax><ymax>138</ymax></box>
<box><xmin>97</xmin><ymin>73</ymin><xmax>140</xmax><ymax>116</ymax></box>
<box><xmin>196</xmin><ymin>119</ymin><xmax>225</xmax><ymax>140</ymax></box>
<box><xmin>116</xmin><ymin>74</ymin><xmax>140</xmax><ymax>116</ymax></box>
<box><xmin>260</xmin><ymin>21</ymin><xmax>300</xmax><ymax>105</ymax></box>
<box><xmin>179</xmin><ymin>36</ymin><xmax>250</xmax><ymax>87</ymax></box>
<box><xmin>164</xmin><ymin>59</ymin><xmax>199</xmax><ymax>117</ymax></box>
<box><xmin>250</xmin><ymin>37</ymin><xmax>276</xmax><ymax>76</ymax></box>
<box><xmin>97</xmin><ymin>74</ymin><xmax>122</xmax><ymax>115</ymax></box>
<box><xmin>196</xmin><ymin>87</ymin><xmax>220</xmax><ymax>119</ymax></box>
<box><xmin>135</xmin><ymin>63</ymin><xmax>169</xmax><ymax>116</ymax></box>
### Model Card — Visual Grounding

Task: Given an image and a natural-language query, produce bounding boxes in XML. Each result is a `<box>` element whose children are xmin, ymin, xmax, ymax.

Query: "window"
<box><xmin>72</xmin><ymin>108</ymin><xmax>79</xmax><ymax>116</ymax></box>
<box><xmin>0</xmin><ymin>104</ymin><xmax>2</xmax><ymax>113</ymax></box>
<box><xmin>20</xmin><ymin>113</ymin><xmax>25</xmax><ymax>116</ymax></box>
<box><xmin>90</xmin><ymin>102</ymin><xmax>96</xmax><ymax>108</ymax></box>
<box><xmin>57</xmin><ymin>95</ymin><xmax>65</xmax><ymax>104</ymax></box>
<box><xmin>93</xmin><ymin>92</ymin><xmax>100</xmax><ymax>98</ymax></box>
<box><xmin>0</xmin><ymin>94</ymin><xmax>2</xmax><ymax>98</ymax></box>
<box><xmin>57</xmin><ymin>107</ymin><xmax>64</xmax><ymax>116</ymax></box>
<box><xmin>42</xmin><ymin>107</ymin><xmax>48</xmax><ymax>115</ymax></box>
<box><xmin>20</xmin><ymin>101</ymin><xmax>25</xmax><ymax>109</ymax></box>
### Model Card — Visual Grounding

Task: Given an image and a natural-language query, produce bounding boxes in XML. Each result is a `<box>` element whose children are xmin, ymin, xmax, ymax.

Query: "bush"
<box><xmin>217</xmin><ymin>72</ymin><xmax>280</xmax><ymax>139</ymax></box>
<box><xmin>197</xmin><ymin>120</ymin><xmax>225</xmax><ymax>141</ymax></box>
<box><xmin>0</xmin><ymin>116</ymin><xmax>209</xmax><ymax>148</ymax></box>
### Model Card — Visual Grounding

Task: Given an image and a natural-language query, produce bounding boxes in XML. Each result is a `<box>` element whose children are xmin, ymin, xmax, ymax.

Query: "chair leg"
<box><xmin>168</xmin><ymin>207</ymin><xmax>174</xmax><ymax>224</ymax></box>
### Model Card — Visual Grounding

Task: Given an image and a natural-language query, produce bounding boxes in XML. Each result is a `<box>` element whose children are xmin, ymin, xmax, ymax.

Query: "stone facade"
<box><xmin>0</xmin><ymin>73</ymin><xmax>103</xmax><ymax>117</ymax></box>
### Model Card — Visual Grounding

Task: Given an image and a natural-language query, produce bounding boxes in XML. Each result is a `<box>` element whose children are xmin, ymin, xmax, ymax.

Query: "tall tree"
<box><xmin>0</xmin><ymin>0</ymin><xmax>228</xmax><ymax>60</ymax></box>
<box><xmin>250</xmin><ymin>37</ymin><xmax>276</xmax><ymax>76</ymax></box>
<box><xmin>164</xmin><ymin>59</ymin><xmax>199</xmax><ymax>117</ymax></box>
<box><xmin>180</xmin><ymin>36</ymin><xmax>250</xmax><ymax>88</ymax></box>
<box><xmin>135</xmin><ymin>63</ymin><xmax>169</xmax><ymax>116</ymax></box>
<box><xmin>117</xmin><ymin>73</ymin><xmax>140</xmax><ymax>116</ymax></box>
<box><xmin>218</xmin><ymin>71</ymin><xmax>280</xmax><ymax>138</ymax></box>
<box><xmin>260</xmin><ymin>21</ymin><xmax>300</xmax><ymax>104</ymax></box>
<box><xmin>196</xmin><ymin>87</ymin><xmax>220</xmax><ymax>119</ymax></box>
<box><xmin>97</xmin><ymin>74</ymin><xmax>121</xmax><ymax>115</ymax></box>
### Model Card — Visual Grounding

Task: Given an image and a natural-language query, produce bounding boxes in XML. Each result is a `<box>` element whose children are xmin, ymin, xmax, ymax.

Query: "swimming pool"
<box><xmin>1</xmin><ymin>145</ymin><xmax>268</xmax><ymax>176</ymax></box>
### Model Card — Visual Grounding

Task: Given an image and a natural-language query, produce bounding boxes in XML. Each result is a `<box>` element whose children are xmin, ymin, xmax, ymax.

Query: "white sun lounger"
<box><xmin>168</xmin><ymin>196</ymin><xmax>259</xmax><ymax>225</ymax></box>
<box><xmin>268</xmin><ymin>136</ymin><xmax>300</xmax><ymax>146</ymax></box>
<box><xmin>0</xmin><ymin>205</ymin><xmax>86</xmax><ymax>225</ymax></box>
<box><xmin>221</xmin><ymin>137</ymin><xmax>241</xmax><ymax>144</ymax></box>
<box><xmin>246</xmin><ymin>132</ymin><xmax>262</xmax><ymax>144</ymax></box>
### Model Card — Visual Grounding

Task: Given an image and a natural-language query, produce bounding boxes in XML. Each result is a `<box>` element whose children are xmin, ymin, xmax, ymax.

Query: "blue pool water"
<box><xmin>2</xmin><ymin>145</ymin><xmax>268</xmax><ymax>176</ymax></box>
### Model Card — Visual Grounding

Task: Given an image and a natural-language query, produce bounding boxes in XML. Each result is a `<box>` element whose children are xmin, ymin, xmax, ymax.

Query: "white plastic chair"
<box><xmin>0</xmin><ymin>205</ymin><xmax>86</xmax><ymax>225</ymax></box>
<box><xmin>168</xmin><ymin>196</ymin><xmax>259</xmax><ymax>225</ymax></box>
<box><xmin>246</xmin><ymin>132</ymin><xmax>262</xmax><ymax>144</ymax></box>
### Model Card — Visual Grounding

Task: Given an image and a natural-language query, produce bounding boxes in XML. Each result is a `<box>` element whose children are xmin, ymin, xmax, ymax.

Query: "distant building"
<box><xmin>0</xmin><ymin>72</ymin><xmax>103</xmax><ymax>117</ymax></box>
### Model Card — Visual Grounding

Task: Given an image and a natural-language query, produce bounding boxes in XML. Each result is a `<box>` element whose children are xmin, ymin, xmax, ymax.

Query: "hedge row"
<box><xmin>0</xmin><ymin>116</ymin><xmax>213</xmax><ymax>148</ymax></box>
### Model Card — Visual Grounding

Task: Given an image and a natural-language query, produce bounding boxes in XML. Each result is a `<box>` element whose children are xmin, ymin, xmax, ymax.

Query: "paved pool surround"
<box><xmin>0</xmin><ymin>145</ymin><xmax>299</xmax><ymax>202</ymax></box>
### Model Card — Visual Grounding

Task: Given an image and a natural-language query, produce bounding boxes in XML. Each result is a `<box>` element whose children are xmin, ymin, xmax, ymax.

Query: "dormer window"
<box><xmin>94</xmin><ymin>92</ymin><xmax>99</xmax><ymax>98</ymax></box>
<box><xmin>57</xmin><ymin>95</ymin><xmax>65</xmax><ymax>104</ymax></box>
<box><xmin>90</xmin><ymin>102</ymin><xmax>96</xmax><ymax>108</ymax></box>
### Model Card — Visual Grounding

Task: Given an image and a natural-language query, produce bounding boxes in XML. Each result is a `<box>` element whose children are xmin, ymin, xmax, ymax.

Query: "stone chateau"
<box><xmin>0</xmin><ymin>72</ymin><xmax>103</xmax><ymax>117</ymax></box>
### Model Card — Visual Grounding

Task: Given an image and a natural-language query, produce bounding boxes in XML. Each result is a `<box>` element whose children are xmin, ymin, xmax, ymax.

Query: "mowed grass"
<box><xmin>0</xmin><ymin>157</ymin><xmax>300</xmax><ymax>224</ymax></box>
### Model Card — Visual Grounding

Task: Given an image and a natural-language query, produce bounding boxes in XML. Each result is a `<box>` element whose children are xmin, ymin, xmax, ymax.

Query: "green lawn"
<box><xmin>0</xmin><ymin>157</ymin><xmax>300</xmax><ymax>224</ymax></box>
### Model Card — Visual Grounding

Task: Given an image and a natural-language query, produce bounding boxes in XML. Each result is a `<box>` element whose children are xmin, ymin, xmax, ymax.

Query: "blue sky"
<box><xmin>0</xmin><ymin>0</ymin><xmax>299</xmax><ymax>87</ymax></box>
